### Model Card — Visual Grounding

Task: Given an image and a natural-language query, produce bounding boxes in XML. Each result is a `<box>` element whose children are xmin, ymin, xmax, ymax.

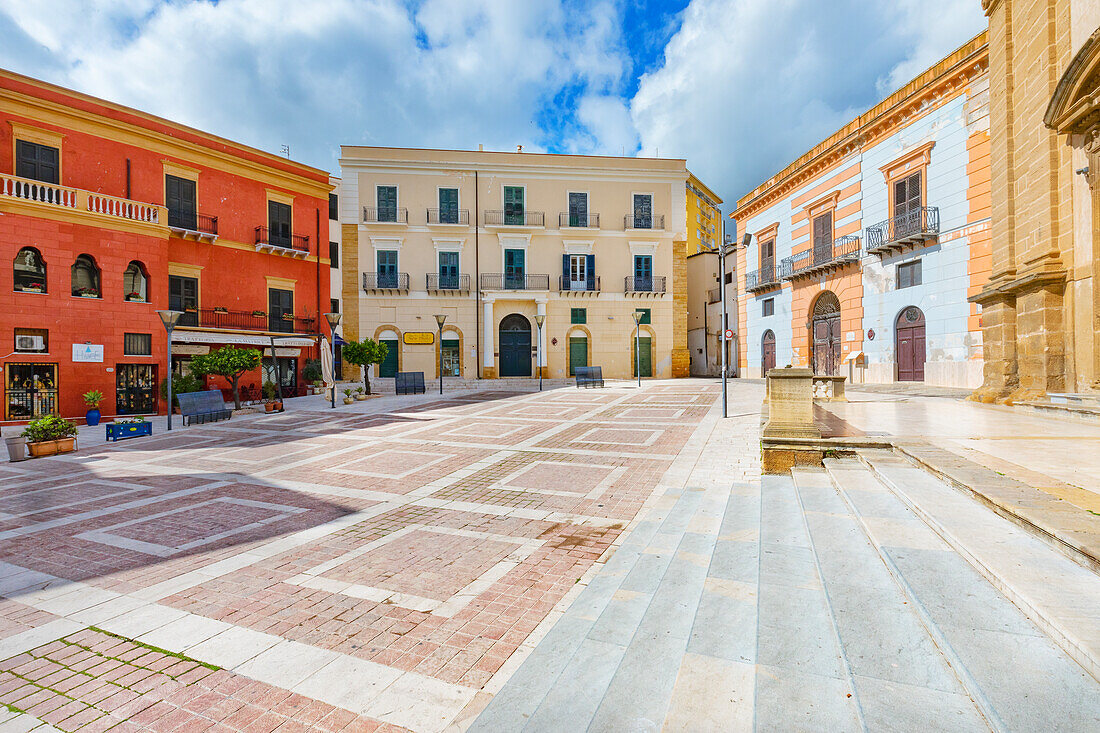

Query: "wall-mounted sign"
<box><xmin>72</xmin><ymin>344</ymin><xmax>104</xmax><ymax>363</ymax></box>
<box><xmin>403</xmin><ymin>332</ymin><xmax>435</xmax><ymax>345</ymax></box>
<box><xmin>867</xmin><ymin>329</ymin><xmax>876</xmax><ymax>341</ymax></box>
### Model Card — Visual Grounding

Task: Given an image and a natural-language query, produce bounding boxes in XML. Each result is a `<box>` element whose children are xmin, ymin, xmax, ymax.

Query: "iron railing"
<box><xmin>362</xmin><ymin>272</ymin><xmax>410</xmax><ymax>291</ymax></box>
<box><xmin>624</xmin><ymin>214</ymin><xmax>665</xmax><ymax>230</ymax></box>
<box><xmin>625</xmin><ymin>275</ymin><xmax>667</xmax><ymax>294</ymax></box>
<box><xmin>558</xmin><ymin>276</ymin><xmax>601</xmax><ymax>293</ymax></box>
<box><xmin>426</xmin><ymin>208</ymin><xmax>470</xmax><ymax>225</ymax></box>
<box><xmin>187</xmin><ymin>307</ymin><xmax>315</xmax><ymax>334</ymax></box>
<box><xmin>559</xmin><ymin>212</ymin><xmax>600</xmax><ymax>228</ymax></box>
<box><xmin>480</xmin><ymin>273</ymin><xmax>551</xmax><ymax>290</ymax></box>
<box><xmin>363</xmin><ymin>206</ymin><xmax>409</xmax><ymax>223</ymax></box>
<box><xmin>254</xmin><ymin>226</ymin><xmax>310</xmax><ymax>252</ymax></box>
<box><xmin>426</xmin><ymin>273</ymin><xmax>472</xmax><ymax>291</ymax></box>
<box><xmin>745</xmin><ymin>264</ymin><xmax>780</xmax><ymax>292</ymax></box>
<box><xmin>780</xmin><ymin>234</ymin><xmax>862</xmax><ymax>279</ymax></box>
<box><xmin>484</xmin><ymin>210</ymin><xmax>545</xmax><ymax>227</ymax></box>
<box><xmin>865</xmin><ymin>207</ymin><xmax>940</xmax><ymax>253</ymax></box>
<box><xmin>168</xmin><ymin>210</ymin><xmax>218</xmax><ymax>235</ymax></box>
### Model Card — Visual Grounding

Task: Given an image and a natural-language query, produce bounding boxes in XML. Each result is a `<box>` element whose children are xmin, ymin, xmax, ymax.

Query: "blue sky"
<box><xmin>0</xmin><ymin>0</ymin><xmax>986</xmax><ymax>212</ymax></box>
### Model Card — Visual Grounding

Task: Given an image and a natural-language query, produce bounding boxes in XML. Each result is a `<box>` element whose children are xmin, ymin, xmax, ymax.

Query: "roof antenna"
<box><xmin>280</xmin><ymin>144</ymin><xmax>290</xmax><ymax>158</ymax></box>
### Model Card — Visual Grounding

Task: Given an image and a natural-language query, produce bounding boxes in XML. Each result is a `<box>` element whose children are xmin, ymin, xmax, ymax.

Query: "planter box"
<box><xmin>106</xmin><ymin>422</ymin><xmax>152</xmax><ymax>442</ymax></box>
<box><xmin>27</xmin><ymin>437</ymin><xmax>77</xmax><ymax>457</ymax></box>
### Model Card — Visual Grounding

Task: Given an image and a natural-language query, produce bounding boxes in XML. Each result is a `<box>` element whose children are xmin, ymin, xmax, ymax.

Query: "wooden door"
<box><xmin>810</xmin><ymin>292</ymin><xmax>841</xmax><ymax>376</ymax></box>
<box><xmin>634</xmin><ymin>336</ymin><xmax>652</xmax><ymax>378</ymax></box>
<box><xmin>568</xmin><ymin>337</ymin><xmax>588</xmax><ymax>376</ymax></box>
<box><xmin>896</xmin><ymin>307</ymin><xmax>926</xmax><ymax>381</ymax></box>
<box><xmin>762</xmin><ymin>330</ymin><xmax>776</xmax><ymax>375</ymax></box>
<box><xmin>499</xmin><ymin>315</ymin><xmax>532</xmax><ymax>377</ymax></box>
<box><xmin>379</xmin><ymin>340</ymin><xmax>399</xmax><ymax>378</ymax></box>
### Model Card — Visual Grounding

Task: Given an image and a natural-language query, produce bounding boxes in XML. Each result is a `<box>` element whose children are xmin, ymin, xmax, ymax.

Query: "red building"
<box><xmin>1</xmin><ymin>68</ymin><xmax>332</xmax><ymax>425</ymax></box>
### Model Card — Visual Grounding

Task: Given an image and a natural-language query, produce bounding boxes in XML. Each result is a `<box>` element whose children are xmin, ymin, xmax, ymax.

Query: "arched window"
<box><xmin>71</xmin><ymin>254</ymin><xmax>101</xmax><ymax>298</ymax></box>
<box><xmin>13</xmin><ymin>247</ymin><xmax>47</xmax><ymax>293</ymax></box>
<box><xmin>123</xmin><ymin>261</ymin><xmax>148</xmax><ymax>302</ymax></box>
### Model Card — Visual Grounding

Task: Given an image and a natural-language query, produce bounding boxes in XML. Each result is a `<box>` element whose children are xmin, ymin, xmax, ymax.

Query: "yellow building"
<box><xmin>686</xmin><ymin>173</ymin><xmax>723</xmax><ymax>254</ymax></box>
<box><xmin>338</xmin><ymin>146</ymin><xmax>692</xmax><ymax>382</ymax></box>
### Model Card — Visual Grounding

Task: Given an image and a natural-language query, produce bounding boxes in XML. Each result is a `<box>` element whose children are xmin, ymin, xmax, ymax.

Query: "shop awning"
<box><xmin>172</xmin><ymin>330</ymin><xmax>317</xmax><ymax>347</ymax></box>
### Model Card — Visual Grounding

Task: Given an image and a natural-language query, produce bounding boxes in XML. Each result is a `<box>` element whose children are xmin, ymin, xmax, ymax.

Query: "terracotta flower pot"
<box><xmin>27</xmin><ymin>437</ymin><xmax>76</xmax><ymax>458</ymax></box>
<box><xmin>264</xmin><ymin>403</ymin><xmax>275</xmax><ymax>412</ymax></box>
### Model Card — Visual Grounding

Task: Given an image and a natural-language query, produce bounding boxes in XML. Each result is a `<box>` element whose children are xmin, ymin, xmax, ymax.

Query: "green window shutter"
<box><xmin>639</xmin><ymin>308</ymin><xmax>651</xmax><ymax>325</ymax></box>
<box><xmin>570</xmin><ymin>308</ymin><xmax>586</xmax><ymax>324</ymax></box>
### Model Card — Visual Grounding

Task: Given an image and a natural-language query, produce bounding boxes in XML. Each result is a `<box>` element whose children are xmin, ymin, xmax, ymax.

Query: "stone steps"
<box><xmin>819</xmin><ymin>456</ymin><xmax>1100</xmax><ymax>729</ymax></box>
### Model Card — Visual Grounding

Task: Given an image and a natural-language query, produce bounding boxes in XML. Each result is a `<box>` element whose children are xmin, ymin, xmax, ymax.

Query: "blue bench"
<box><xmin>395</xmin><ymin>372</ymin><xmax>426</xmax><ymax>395</ymax></box>
<box><xmin>575</xmin><ymin>366</ymin><xmax>604</xmax><ymax>388</ymax></box>
<box><xmin>176</xmin><ymin>390</ymin><xmax>232</xmax><ymax>426</ymax></box>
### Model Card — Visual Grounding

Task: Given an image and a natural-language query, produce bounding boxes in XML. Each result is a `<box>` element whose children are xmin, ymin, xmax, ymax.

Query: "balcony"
<box><xmin>624</xmin><ymin>214</ymin><xmax>665</xmax><ymax>231</ymax></box>
<box><xmin>426</xmin><ymin>208</ymin><xmax>470</xmax><ymax>226</ymax></box>
<box><xmin>426</xmin><ymin>273</ymin><xmax>472</xmax><ymax>292</ymax></box>
<box><xmin>254</xmin><ymin>227</ymin><xmax>310</xmax><ymax>258</ymax></box>
<box><xmin>745</xmin><ymin>265</ymin><xmax>781</xmax><ymax>293</ymax></box>
<box><xmin>0</xmin><ymin>173</ymin><xmax>166</xmax><ymax>229</ymax></box>
<box><xmin>362</xmin><ymin>272</ymin><xmax>410</xmax><ymax>292</ymax></box>
<box><xmin>559</xmin><ymin>212</ymin><xmax>600</xmax><ymax>228</ymax></box>
<box><xmin>363</xmin><ymin>206</ymin><xmax>409</xmax><ymax>224</ymax></box>
<box><xmin>865</xmin><ymin>207</ymin><xmax>940</xmax><ymax>255</ymax></box>
<box><xmin>480</xmin><ymin>273</ymin><xmax>550</xmax><ymax>291</ymax></box>
<box><xmin>182</xmin><ymin>307</ymin><xmax>316</xmax><ymax>335</ymax></box>
<box><xmin>484</xmin><ymin>210</ymin><xmax>545</xmax><ymax>228</ymax></box>
<box><xmin>625</xmin><ymin>276</ymin><xmax>667</xmax><ymax>295</ymax></box>
<box><xmin>780</xmin><ymin>234</ymin><xmax>862</xmax><ymax>280</ymax></box>
<box><xmin>168</xmin><ymin>211</ymin><xmax>218</xmax><ymax>242</ymax></box>
<box><xmin>558</xmin><ymin>276</ymin><xmax>601</xmax><ymax>295</ymax></box>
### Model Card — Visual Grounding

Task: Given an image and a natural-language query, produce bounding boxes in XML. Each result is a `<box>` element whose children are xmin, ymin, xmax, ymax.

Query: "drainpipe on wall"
<box><xmin>475</xmin><ymin>169</ymin><xmax>481</xmax><ymax>379</ymax></box>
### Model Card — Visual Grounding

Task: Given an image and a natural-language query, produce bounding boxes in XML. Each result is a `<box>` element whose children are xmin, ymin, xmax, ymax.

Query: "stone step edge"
<box><xmin>852</xmin><ymin>453</ymin><xmax>1100</xmax><ymax>685</ymax></box>
<box><xmin>888</xmin><ymin>442</ymin><xmax>1100</xmax><ymax>575</ymax></box>
<box><xmin>812</xmin><ymin>461</ymin><xmax>1008</xmax><ymax>732</ymax></box>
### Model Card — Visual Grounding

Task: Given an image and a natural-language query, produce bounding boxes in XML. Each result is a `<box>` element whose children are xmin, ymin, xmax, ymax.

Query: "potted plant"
<box><xmin>354</xmin><ymin>386</ymin><xmax>367</xmax><ymax>401</ymax></box>
<box><xmin>125</xmin><ymin>291</ymin><xmax>145</xmax><ymax>302</ymax></box>
<box><xmin>76</xmin><ymin>286</ymin><xmax>99</xmax><ymax>298</ymax></box>
<box><xmin>83</xmin><ymin>390</ymin><xmax>104</xmax><ymax>426</ymax></box>
<box><xmin>342</xmin><ymin>388</ymin><xmax>355</xmax><ymax>405</ymax></box>
<box><xmin>262</xmin><ymin>380</ymin><xmax>277</xmax><ymax>412</ymax></box>
<box><xmin>106</xmin><ymin>416</ymin><xmax>152</xmax><ymax>442</ymax></box>
<box><xmin>21</xmin><ymin>415</ymin><xmax>79</xmax><ymax>457</ymax></box>
<box><xmin>20</xmin><ymin>282</ymin><xmax>45</xmax><ymax>294</ymax></box>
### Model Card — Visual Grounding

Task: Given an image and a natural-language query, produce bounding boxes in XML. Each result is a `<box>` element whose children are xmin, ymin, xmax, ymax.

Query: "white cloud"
<box><xmin>631</xmin><ymin>0</ymin><xmax>986</xmax><ymax>212</ymax></box>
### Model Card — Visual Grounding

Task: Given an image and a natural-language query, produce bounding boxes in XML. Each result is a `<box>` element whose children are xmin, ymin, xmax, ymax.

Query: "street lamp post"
<box><xmin>324</xmin><ymin>312</ymin><xmax>341</xmax><ymax>409</ymax></box>
<box><xmin>156</xmin><ymin>310</ymin><xmax>183</xmax><ymax>430</ymax></box>
<box><xmin>434</xmin><ymin>314</ymin><xmax>447</xmax><ymax>395</ymax></box>
<box><xmin>632</xmin><ymin>310</ymin><xmax>644</xmax><ymax>389</ymax></box>
<box><xmin>533</xmin><ymin>314</ymin><xmax>545</xmax><ymax>391</ymax></box>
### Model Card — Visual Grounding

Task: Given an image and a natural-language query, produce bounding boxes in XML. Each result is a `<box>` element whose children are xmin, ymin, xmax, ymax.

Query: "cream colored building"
<box><xmin>338</xmin><ymin>146</ymin><xmax>691</xmax><ymax>381</ymax></box>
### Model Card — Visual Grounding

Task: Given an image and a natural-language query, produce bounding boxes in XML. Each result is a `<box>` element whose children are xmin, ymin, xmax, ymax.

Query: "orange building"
<box><xmin>1</xmin><ymin>68</ymin><xmax>332</xmax><ymax>425</ymax></box>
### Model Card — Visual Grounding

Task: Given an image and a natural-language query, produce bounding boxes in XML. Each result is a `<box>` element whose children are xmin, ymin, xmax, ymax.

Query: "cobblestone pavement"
<box><xmin>0</xmin><ymin>382</ymin><xmax>718</xmax><ymax>732</ymax></box>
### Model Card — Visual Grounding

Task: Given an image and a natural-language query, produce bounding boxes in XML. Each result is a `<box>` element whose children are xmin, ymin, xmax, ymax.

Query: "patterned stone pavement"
<box><xmin>0</xmin><ymin>382</ymin><xmax>719</xmax><ymax>732</ymax></box>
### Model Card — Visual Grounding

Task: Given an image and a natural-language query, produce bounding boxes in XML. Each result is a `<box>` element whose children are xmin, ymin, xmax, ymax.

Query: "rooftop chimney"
<box><xmin>478</xmin><ymin>144</ymin><xmax>484</xmax><ymax>151</ymax></box>
<box><xmin>517</xmin><ymin>145</ymin><xmax>523</xmax><ymax>153</ymax></box>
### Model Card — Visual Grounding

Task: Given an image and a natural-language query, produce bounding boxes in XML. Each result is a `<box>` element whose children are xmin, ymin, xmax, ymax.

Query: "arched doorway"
<box><xmin>377</xmin><ymin>329</ymin><xmax>399</xmax><ymax>378</ymax></box>
<box><xmin>809</xmin><ymin>291</ymin><xmax>841</xmax><ymax>375</ymax></box>
<box><xmin>762</xmin><ymin>330</ymin><xmax>776</xmax><ymax>375</ymax></box>
<box><xmin>896</xmin><ymin>306</ymin><xmax>926</xmax><ymax>381</ymax></box>
<box><xmin>499</xmin><ymin>314</ymin><xmax>532</xmax><ymax>377</ymax></box>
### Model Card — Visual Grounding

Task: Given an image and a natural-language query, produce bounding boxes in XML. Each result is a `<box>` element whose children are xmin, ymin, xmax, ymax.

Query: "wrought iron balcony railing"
<box><xmin>864</xmin><ymin>207</ymin><xmax>940</xmax><ymax>255</ymax></box>
<box><xmin>745</xmin><ymin>265</ymin><xmax>780</xmax><ymax>293</ymax></box>
<box><xmin>624</xmin><ymin>214</ymin><xmax>665</xmax><ymax>230</ymax></box>
<box><xmin>480</xmin><ymin>273</ymin><xmax>550</xmax><ymax>291</ymax></box>
<box><xmin>362</xmin><ymin>206</ymin><xmax>409</xmax><ymax>224</ymax></box>
<box><xmin>183</xmin><ymin>307</ymin><xmax>316</xmax><ymax>334</ymax></box>
<box><xmin>558</xmin><ymin>275</ymin><xmax>601</xmax><ymax>293</ymax></box>
<box><xmin>559</xmin><ymin>212</ymin><xmax>600</xmax><ymax>228</ymax></box>
<box><xmin>484</xmin><ymin>210</ymin><xmax>545</xmax><ymax>227</ymax></box>
<box><xmin>625</xmin><ymin>275</ymin><xmax>667</xmax><ymax>294</ymax></box>
<box><xmin>426</xmin><ymin>208</ymin><xmax>470</xmax><ymax>225</ymax></box>
<box><xmin>254</xmin><ymin>226</ymin><xmax>310</xmax><ymax>253</ymax></box>
<box><xmin>426</xmin><ymin>273</ymin><xmax>472</xmax><ymax>292</ymax></box>
<box><xmin>362</xmin><ymin>272</ymin><xmax>410</xmax><ymax>291</ymax></box>
<box><xmin>168</xmin><ymin>210</ymin><xmax>218</xmax><ymax>237</ymax></box>
<box><xmin>780</xmin><ymin>234</ymin><xmax>862</xmax><ymax>280</ymax></box>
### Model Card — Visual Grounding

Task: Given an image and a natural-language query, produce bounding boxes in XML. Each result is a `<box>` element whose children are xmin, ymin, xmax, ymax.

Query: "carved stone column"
<box><xmin>1088</xmin><ymin>129</ymin><xmax>1100</xmax><ymax>389</ymax></box>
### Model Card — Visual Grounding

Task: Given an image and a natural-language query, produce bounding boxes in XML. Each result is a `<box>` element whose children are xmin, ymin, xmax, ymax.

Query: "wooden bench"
<box><xmin>177</xmin><ymin>390</ymin><xmax>233</xmax><ymax>426</ymax></box>
<box><xmin>575</xmin><ymin>366</ymin><xmax>605</xmax><ymax>389</ymax></box>
<box><xmin>812</xmin><ymin>375</ymin><xmax>847</xmax><ymax>402</ymax></box>
<box><xmin>395</xmin><ymin>372</ymin><xmax>426</xmax><ymax>395</ymax></box>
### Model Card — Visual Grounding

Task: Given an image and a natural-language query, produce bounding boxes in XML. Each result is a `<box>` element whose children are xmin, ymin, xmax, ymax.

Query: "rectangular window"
<box><xmin>724</xmin><ymin>272</ymin><xmax>733</xmax><ymax>284</ymax></box>
<box><xmin>762</xmin><ymin>298</ymin><xmax>774</xmax><ymax>317</ymax></box>
<box><xmin>268</xmin><ymin>288</ymin><xmax>294</xmax><ymax>333</ymax></box>
<box><xmin>168</xmin><ymin>275</ymin><xmax>198</xmax><ymax>326</ymax></box>
<box><xmin>569</xmin><ymin>254</ymin><xmax>587</xmax><ymax>289</ymax></box>
<box><xmin>568</xmin><ymin>192</ymin><xmax>588</xmax><ymax>227</ymax></box>
<box><xmin>123</xmin><ymin>333</ymin><xmax>152</xmax><ymax>356</ymax></box>
<box><xmin>377</xmin><ymin>185</ymin><xmax>398</xmax><ymax>222</ymax></box>
<box><xmin>14</xmin><ymin>328</ymin><xmax>48</xmax><ymax>354</ymax></box>
<box><xmin>166</xmin><ymin>175</ymin><xmax>197</xmax><ymax>230</ymax></box>
<box><xmin>438</xmin><ymin>251</ymin><xmax>459</xmax><ymax>289</ymax></box>
<box><xmin>632</xmin><ymin>193</ymin><xmax>653</xmax><ymax>228</ymax></box>
<box><xmin>330</xmin><ymin>298</ymin><xmax>340</xmax><ymax>314</ymax></box>
<box><xmin>897</xmin><ymin>260</ymin><xmax>922</xmax><ymax>289</ymax></box>
<box><xmin>439</xmin><ymin>188</ymin><xmax>459</xmax><ymax>224</ymax></box>
<box><xmin>504</xmin><ymin>186</ymin><xmax>525</xmax><ymax>224</ymax></box>
<box><xmin>893</xmin><ymin>172</ymin><xmax>922</xmax><ymax>221</ymax></box>
<box><xmin>15</xmin><ymin>140</ymin><xmax>59</xmax><ymax>184</ymax></box>
<box><xmin>633</xmin><ymin>255</ymin><xmax>653</xmax><ymax>291</ymax></box>
<box><xmin>812</xmin><ymin>212</ymin><xmax>833</xmax><ymax>262</ymax></box>
<box><xmin>636</xmin><ymin>308</ymin><xmax>651</xmax><ymax>325</ymax></box>
<box><xmin>268</xmin><ymin>201</ymin><xmax>292</xmax><ymax>246</ymax></box>
<box><xmin>571</xmin><ymin>307</ymin><xmax>586</xmax><ymax>325</ymax></box>
<box><xmin>377</xmin><ymin>250</ymin><xmax>398</xmax><ymax>288</ymax></box>
<box><xmin>329</xmin><ymin>193</ymin><xmax>338</xmax><ymax>220</ymax></box>
<box><xmin>329</xmin><ymin>241</ymin><xmax>339</xmax><ymax>269</ymax></box>
<box><xmin>504</xmin><ymin>248</ymin><xmax>525</xmax><ymax>288</ymax></box>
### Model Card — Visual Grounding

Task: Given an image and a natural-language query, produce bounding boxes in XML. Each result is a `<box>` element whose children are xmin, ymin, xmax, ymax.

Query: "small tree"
<box><xmin>342</xmin><ymin>338</ymin><xmax>388</xmax><ymax>395</ymax></box>
<box><xmin>189</xmin><ymin>346</ymin><xmax>262</xmax><ymax>409</ymax></box>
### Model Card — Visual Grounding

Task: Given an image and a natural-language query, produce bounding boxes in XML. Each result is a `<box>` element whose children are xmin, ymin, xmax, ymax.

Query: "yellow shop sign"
<box><xmin>403</xmin><ymin>332</ymin><xmax>435</xmax><ymax>345</ymax></box>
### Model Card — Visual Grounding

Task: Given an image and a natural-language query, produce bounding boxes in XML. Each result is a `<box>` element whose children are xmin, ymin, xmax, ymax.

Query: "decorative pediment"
<box><xmin>1045</xmin><ymin>27</ymin><xmax>1100</xmax><ymax>136</ymax></box>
